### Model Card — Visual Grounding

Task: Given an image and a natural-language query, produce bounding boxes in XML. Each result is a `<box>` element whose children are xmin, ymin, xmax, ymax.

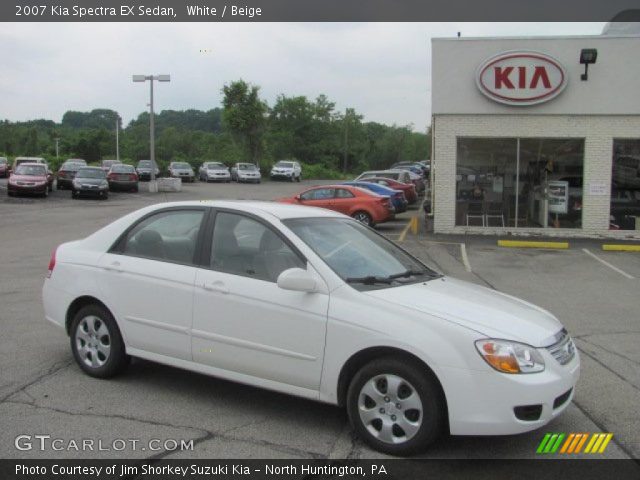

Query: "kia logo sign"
<box><xmin>476</xmin><ymin>51</ymin><xmax>568</xmax><ymax>106</ymax></box>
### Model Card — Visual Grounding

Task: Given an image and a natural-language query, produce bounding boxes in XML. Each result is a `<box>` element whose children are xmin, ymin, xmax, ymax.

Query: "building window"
<box><xmin>611</xmin><ymin>139</ymin><xmax>640</xmax><ymax>230</ymax></box>
<box><xmin>456</xmin><ymin>138</ymin><xmax>584</xmax><ymax>229</ymax></box>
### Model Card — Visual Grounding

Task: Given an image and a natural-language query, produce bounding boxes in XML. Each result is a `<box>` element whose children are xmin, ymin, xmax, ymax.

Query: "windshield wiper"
<box><xmin>346</xmin><ymin>275</ymin><xmax>393</xmax><ymax>285</ymax></box>
<box><xmin>387</xmin><ymin>269</ymin><xmax>439</xmax><ymax>280</ymax></box>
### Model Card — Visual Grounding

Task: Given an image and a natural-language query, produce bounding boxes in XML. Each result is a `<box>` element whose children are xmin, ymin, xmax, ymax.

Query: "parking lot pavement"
<box><xmin>0</xmin><ymin>177</ymin><xmax>636</xmax><ymax>460</ymax></box>
<box><xmin>396</xmin><ymin>236</ymin><xmax>639</xmax><ymax>460</ymax></box>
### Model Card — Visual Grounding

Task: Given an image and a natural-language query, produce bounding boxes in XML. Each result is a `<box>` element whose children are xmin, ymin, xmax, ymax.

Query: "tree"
<box><xmin>221</xmin><ymin>80</ymin><xmax>267</xmax><ymax>166</ymax></box>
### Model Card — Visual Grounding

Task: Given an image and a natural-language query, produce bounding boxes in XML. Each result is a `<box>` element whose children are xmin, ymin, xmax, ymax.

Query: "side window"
<box><xmin>211</xmin><ymin>212</ymin><xmax>305</xmax><ymax>282</ymax></box>
<box><xmin>335</xmin><ymin>188</ymin><xmax>355</xmax><ymax>199</ymax></box>
<box><xmin>121</xmin><ymin>210</ymin><xmax>205</xmax><ymax>264</ymax></box>
<box><xmin>300</xmin><ymin>188</ymin><xmax>335</xmax><ymax>201</ymax></box>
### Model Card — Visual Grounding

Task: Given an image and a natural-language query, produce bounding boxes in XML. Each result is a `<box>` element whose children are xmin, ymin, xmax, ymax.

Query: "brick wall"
<box><xmin>432</xmin><ymin>115</ymin><xmax>640</xmax><ymax>238</ymax></box>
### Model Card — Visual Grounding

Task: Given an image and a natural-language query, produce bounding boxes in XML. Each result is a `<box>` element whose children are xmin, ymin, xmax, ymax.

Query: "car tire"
<box><xmin>7</xmin><ymin>190</ymin><xmax>14</xmax><ymax>197</ymax></box>
<box><xmin>352</xmin><ymin>211</ymin><xmax>373</xmax><ymax>227</ymax></box>
<box><xmin>346</xmin><ymin>356</ymin><xmax>445</xmax><ymax>456</ymax></box>
<box><xmin>70</xmin><ymin>304</ymin><xmax>129</xmax><ymax>379</ymax></box>
<box><xmin>42</xmin><ymin>187</ymin><xmax>48</xmax><ymax>198</ymax></box>
<box><xmin>297</xmin><ymin>175</ymin><xmax>301</xmax><ymax>182</ymax></box>
<box><xmin>71</xmin><ymin>190</ymin><xmax>77</xmax><ymax>199</ymax></box>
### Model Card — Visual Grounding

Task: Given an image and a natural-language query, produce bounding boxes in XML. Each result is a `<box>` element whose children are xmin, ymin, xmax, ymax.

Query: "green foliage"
<box><xmin>0</xmin><ymin>82</ymin><xmax>430</xmax><ymax>177</ymax></box>
<box><xmin>222</xmin><ymin>80</ymin><xmax>267</xmax><ymax>167</ymax></box>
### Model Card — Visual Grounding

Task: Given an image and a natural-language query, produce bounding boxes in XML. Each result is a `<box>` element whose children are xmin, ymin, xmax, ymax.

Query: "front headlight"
<box><xmin>475</xmin><ymin>339</ymin><xmax>545</xmax><ymax>374</ymax></box>
<box><xmin>73</xmin><ymin>180</ymin><xmax>81</xmax><ymax>188</ymax></box>
<box><xmin>100</xmin><ymin>181</ymin><xmax>108</xmax><ymax>188</ymax></box>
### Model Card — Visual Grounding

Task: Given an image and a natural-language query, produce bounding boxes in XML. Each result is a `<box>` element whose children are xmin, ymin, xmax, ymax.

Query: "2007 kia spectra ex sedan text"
<box><xmin>42</xmin><ymin>201</ymin><xmax>579</xmax><ymax>455</ymax></box>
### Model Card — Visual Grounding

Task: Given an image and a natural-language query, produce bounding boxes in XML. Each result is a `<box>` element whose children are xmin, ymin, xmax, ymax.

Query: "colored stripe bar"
<box><xmin>598</xmin><ymin>434</ymin><xmax>613</xmax><ymax>453</ymax></box>
<box><xmin>537</xmin><ymin>433</ymin><xmax>552</xmax><ymax>454</ymax></box>
<box><xmin>550</xmin><ymin>433</ymin><xmax>565</xmax><ymax>453</ymax></box>
<box><xmin>544</xmin><ymin>434</ymin><xmax>559</xmax><ymax>453</ymax></box>
<box><xmin>589</xmin><ymin>433</ymin><xmax>607</xmax><ymax>453</ymax></box>
<box><xmin>574</xmin><ymin>433</ymin><xmax>589</xmax><ymax>453</ymax></box>
<box><xmin>584</xmin><ymin>433</ymin><xmax>599</xmax><ymax>453</ymax></box>
<box><xmin>560</xmin><ymin>433</ymin><xmax>575</xmax><ymax>453</ymax></box>
<box><xmin>498</xmin><ymin>240</ymin><xmax>569</xmax><ymax>249</ymax></box>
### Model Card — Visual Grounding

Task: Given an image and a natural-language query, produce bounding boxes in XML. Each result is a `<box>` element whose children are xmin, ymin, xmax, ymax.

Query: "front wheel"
<box><xmin>70</xmin><ymin>304</ymin><xmax>128</xmax><ymax>378</ymax></box>
<box><xmin>346</xmin><ymin>357</ymin><xmax>445</xmax><ymax>456</ymax></box>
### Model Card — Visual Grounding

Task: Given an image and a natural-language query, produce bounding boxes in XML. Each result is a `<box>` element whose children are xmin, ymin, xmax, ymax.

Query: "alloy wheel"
<box><xmin>75</xmin><ymin>315</ymin><xmax>111</xmax><ymax>368</ymax></box>
<box><xmin>358</xmin><ymin>374</ymin><xmax>423</xmax><ymax>445</ymax></box>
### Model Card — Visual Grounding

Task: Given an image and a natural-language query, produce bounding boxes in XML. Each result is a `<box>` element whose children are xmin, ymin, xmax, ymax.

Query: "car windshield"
<box><xmin>15</xmin><ymin>165</ymin><xmax>46</xmax><ymax>176</ymax></box>
<box><xmin>138</xmin><ymin>161</ymin><xmax>152</xmax><ymax>167</ymax></box>
<box><xmin>0</xmin><ymin>159</ymin><xmax>7</xmax><ymax>165</ymax></box>
<box><xmin>102</xmin><ymin>161</ymin><xmax>118</xmax><ymax>167</ymax></box>
<box><xmin>111</xmin><ymin>165</ymin><xmax>134</xmax><ymax>173</ymax></box>
<box><xmin>173</xmin><ymin>162</ymin><xmax>190</xmax><ymax>169</ymax></box>
<box><xmin>76</xmin><ymin>168</ymin><xmax>106</xmax><ymax>179</ymax></box>
<box><xmin>275</xmin><ymin>162</ymin><xmax>293</xmax><ymax>168</ymax></box>
<box><xmin>238</xmin><ymin>163</ymin><xmax>256</xmax><ymax>170</ymax></box>
<box><xmin>207</xmin><ymin>164</ymin><xmax>226</xmax><ymax>170</ymax></box>
<box><xmin>284</xmin><ymin>218</ymin><xmax>440</xmax><ymax>290</ymax></box>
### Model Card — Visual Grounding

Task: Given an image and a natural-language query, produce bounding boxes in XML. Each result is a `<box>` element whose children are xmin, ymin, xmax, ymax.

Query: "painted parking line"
<box><xmin>498</xmin><ymin>239</ymin><xmax>569</xmax><ymax>249</ymax></box>
<box><xmin>582</xmin><ymin>248</ymin><xmax>635</xmax><ymax>280</ymax></box>
<box><xmin>417</xmin><ymin>240</ymin><xmax>472</xmax><ymax>272</ymax></box>
<box><xmin>602</xmin><ymin>244</ymin><xmax>640</xmax><ymax>252</ymax></box>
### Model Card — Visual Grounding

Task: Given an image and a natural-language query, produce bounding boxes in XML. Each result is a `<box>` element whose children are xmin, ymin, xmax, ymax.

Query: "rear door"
<box><xmin>332</xmin><ymin>188</ymin><xmax>357</xmax><ymax>215</ymax></box>
<box><xmin>97</xmin><ymin>207</ymin><xmax>209</xmax><ymax>361</ymax></box>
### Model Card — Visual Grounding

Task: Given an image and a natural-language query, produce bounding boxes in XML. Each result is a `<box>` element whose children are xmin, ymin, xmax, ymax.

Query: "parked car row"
<box><xmin>275</xmin><ymin>163</ymin><xmax>427</xmax><ymax>228</ymax></box>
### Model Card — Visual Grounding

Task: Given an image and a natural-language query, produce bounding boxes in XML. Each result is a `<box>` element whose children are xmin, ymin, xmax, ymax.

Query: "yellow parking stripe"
<box><xmin>497</xmin><ymin>240</ymin><xmax>569</xmax><ymax>249</ymax></box>
<box><xmin>602</xmin><ymin>244</ymin><xmax>640</xmax><ymax>252</ymax></box>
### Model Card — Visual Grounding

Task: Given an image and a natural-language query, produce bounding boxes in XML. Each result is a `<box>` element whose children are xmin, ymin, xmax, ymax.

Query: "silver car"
<box><xmin>199</xmin><ymin>162</ymin><xmax>231</xmax><ymax>182</ymax></box>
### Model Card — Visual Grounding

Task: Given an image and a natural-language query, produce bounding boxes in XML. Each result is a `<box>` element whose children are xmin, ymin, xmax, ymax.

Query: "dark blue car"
<box><xmin>343</xmin><ymin>181</ymin><xmax>408</xmax><ymax>213</ymax></box>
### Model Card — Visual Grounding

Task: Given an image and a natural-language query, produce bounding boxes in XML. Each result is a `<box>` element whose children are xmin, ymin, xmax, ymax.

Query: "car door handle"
<box><xmin>201</xmin><ymin>281</ymin><xmax>229</xmax><ymax>294</ymax></box>
<box><xmin>103</xmin><ymin>261</ymin><xmax>123</xmax><ymax>273</ymax></box>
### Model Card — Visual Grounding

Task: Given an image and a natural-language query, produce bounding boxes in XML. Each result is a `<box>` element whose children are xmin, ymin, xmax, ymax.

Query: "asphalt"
<box><xmin>0</xmin><ymin>177</ymin><xmax>637</xmax><ymax>460</ymax></box>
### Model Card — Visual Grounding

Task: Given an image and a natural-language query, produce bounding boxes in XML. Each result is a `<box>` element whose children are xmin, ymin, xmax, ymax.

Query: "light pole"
<box><xmin>115</xmin><ymin>116</ymin><xmax>120</xmax><ymax>162</ymax></box>
<box><xmin>132</xmin><ymin>74</ymin><xmax>170</xmax><ymax>191</ymax></box>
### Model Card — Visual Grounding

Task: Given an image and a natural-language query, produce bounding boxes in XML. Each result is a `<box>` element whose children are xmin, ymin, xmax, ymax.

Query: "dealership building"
<box><xmin>430</xmin><ymin>28</ymin><xmax>640</xmax><ymax>237</ymax></box>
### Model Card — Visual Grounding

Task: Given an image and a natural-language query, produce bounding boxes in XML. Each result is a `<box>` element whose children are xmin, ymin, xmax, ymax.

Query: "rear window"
<box><xmin>111</xmin><ymin>165</ymin><xmax>135</xmax><ymax>173</ymax></box>
<box><xmin>77</xmin><ymin>168</ymin><xmax>106</xmax><ymax>179</ymax></box>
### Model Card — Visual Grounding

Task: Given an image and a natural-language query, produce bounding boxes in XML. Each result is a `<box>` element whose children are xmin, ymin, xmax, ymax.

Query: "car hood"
<box><xmin>11</xmin><ymin>174</ymin><xmax>47</xmax><ymax>182</ymax></box>
<box><xmin>364</xmin><ymin>277</ymin><xmax>562</xmax><ymax>347</ymax></box>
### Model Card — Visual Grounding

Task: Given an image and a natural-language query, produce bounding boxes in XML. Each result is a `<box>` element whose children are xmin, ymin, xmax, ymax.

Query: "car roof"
<box><xmin>147</xmin><ymin>200</ymin><xmax>345</xmax><ymax>220</ymax></box>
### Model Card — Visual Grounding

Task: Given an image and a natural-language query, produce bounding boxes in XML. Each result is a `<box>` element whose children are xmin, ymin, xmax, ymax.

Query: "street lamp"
<box><xmin>132</xmin><ymin>74</ymin><xmax>170</xmax><ymax>191</ymax></box>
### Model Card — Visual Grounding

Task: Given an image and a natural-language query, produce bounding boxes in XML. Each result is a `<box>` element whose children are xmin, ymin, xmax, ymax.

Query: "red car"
<box><xmin>277</xmin><ymin>185</ymin><xmax>394</xmax><ymax>227</ymax></box>
<box><xmin>7</xmin><ymin>163</ymin><xmax>51</xmax><ymax>197</ymax></box>
<box><xmin>361</xmin><ymin>176</ymin><xmax>418</xmax><ymax>204</ymax></box>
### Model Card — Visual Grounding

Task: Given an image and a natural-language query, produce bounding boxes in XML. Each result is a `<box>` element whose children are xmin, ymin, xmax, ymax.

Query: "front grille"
<box><xmin>553</xmin><ymin>388</ymin><xmax>572</xmax><ymax>409</ymax></box>
<box><xmin>546</xmin><ymin>329</ymin><xmax>576</xmax><ymax>366</ymax></box>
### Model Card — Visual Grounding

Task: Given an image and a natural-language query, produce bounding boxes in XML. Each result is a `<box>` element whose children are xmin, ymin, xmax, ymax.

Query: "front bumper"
<box><xmin>442</xmin><ymin>349</ymin><xmax>580</xmax><ymax>435</ymax></box>
<box><xmin>206</xmin><ymin>174</ymin><xmax>230</xmax><ymax>182</ymax></box>
<box><xmin>8</xmin><ymin>183</ymin><xmax>48</xmax><ymax>195</ymax></box>
<box><xmin>74</xmin><ymin>186</ymin><xmax>109</xmax><ymax>197</ymax></box>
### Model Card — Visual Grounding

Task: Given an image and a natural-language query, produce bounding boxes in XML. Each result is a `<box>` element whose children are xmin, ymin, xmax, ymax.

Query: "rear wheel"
<box><xmin>352</xmin><ymin>211</ymin><xmax>373</xmax><ymax>227</ymax></box>
<box><xmin>70</xmin><ymin>304</ymin><xmax>128</xmax><ymax>378</ymax></box>
<box><xmin>346</xmin><ymin>357</ymin><xmax>445</xmax><ymax>456</ymax></box>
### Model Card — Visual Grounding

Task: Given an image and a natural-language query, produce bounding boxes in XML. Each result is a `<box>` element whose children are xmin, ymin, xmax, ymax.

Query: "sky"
<box><xmin>0</xmin><ymin>22</ymin><xmax>606</xmax><ymax>131</ymax></box>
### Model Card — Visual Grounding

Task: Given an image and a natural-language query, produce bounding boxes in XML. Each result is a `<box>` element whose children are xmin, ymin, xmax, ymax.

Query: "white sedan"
<box><xmin>42</xmin><ymin>201</ymin><xmax>579</xmax><ymax>455</ymax></box>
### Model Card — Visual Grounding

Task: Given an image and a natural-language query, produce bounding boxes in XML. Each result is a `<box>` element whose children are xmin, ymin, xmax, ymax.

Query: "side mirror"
<box><xmin>277</xmin><ymin>268</ymin><xmax>317</xmax><ymax>293</ymax></box>
<box><xmin>295</xmin><ymin>194</ymin><xmax>302</xmax><ymax>201</ymax></box>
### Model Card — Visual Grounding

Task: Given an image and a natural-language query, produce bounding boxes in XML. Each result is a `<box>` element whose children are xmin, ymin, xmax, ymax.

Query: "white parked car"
<box><xmin>199</xmin><ymin>162</ymin><xmax>231</xmax><ymax>182</ymax></box>
<box><xmin>168</xmin><ymin>161</ymin><xmax>195</xmax><ymax>183</ymax></box>
<box><xmin>231</xmin><ymin>163</ymin><xmax>261</xmax><ymax>183</ymax></box>
<box><xmin>270</xmin><ymin>160</ymin><xmax>301</xmax><ymax>182</ymax></box>
<box><xmin>42</xmin><ymin>201</ymin><xmax>579</xmax><ymax>455</ymax></box>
